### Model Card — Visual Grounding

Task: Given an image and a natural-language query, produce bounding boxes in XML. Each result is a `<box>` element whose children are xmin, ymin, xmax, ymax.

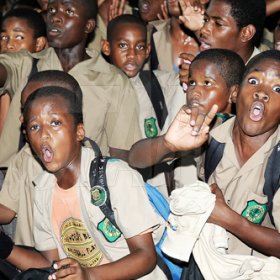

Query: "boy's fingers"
<box><xmin>191</xmin><ymin>111</ymin><xmax>206</xmax><ymax>133</ymax></box>
<box><xmin>179</xmin><ymin>52</ymin><xmax>195</xmax><ymax>62</ymax></box>
<box><xmin>203</xmin><ymin>104</ymin><xmax>218</xmax><ymax>127</ymax></box>
<box><xmin>189</xmin><ymin>106</ymin><xmax>199</xmax><ymax>126</ymax></box>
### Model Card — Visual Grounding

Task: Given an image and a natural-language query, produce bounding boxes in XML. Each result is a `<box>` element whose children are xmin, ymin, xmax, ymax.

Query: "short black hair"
<box><xmin>191</xmin><ymin>48</ymin><xmax>245</xmax><ymax>87</ymax></box>
<box><xmin>23</xmin><ymin>86</ymin><xmax>83</xmax><ymax>127</ymax></box>
<box><xmin>244</xmin><ymin>50</ymin><xmax>280</xmax><ymax>78</ymax></box>
<box><xmin>11</xmin><ymin>0</ymin><xmax>41</xmax><ymax>10</ymax></box>
<box><xmin>1</xmin><ymin>8</ymin><xmax>46</xmax><ymax>38</ymax></box>
<box><xmin>221</xmin><ymin>0</ymin><xmax>266</xmax><ymax>47</ymax></box>
<box><xmin>80</xmin><ymin>0</ymin><xmax>98</xmax><ymax>22</ymax></box>
<box><xmin>107</xmin><ymin>14</ymin><xmax>147</xmax><ymax>43</ymax></box>
<box><xmin>26</xmin><ymin>70</ymin><xmax>83</xmax><ymax>107</ymax></box>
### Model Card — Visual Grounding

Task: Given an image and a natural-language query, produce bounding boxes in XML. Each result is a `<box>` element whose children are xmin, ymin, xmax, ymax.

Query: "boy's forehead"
<box><xmin>49</xmin><ymin>0</ymin><xmax>85</xmax><ymax>7</ymax></box>
<box><xmin>112</xmin><ymin>23</ymin><xmax>147</xmax><ymax>40</ymax></box>
<box><xmin>247</xmin><ymin>59</ymin><xmax>280</xmax><ymax>75</ymax></box>
<box><xmin>191</xmin><ymin>59</ymin><xmax>221</xmax><ymax>74</ymax></box>
<box><xmin>207</xmin><ymin>0</ymin><xmax>234</xmax><ymax>20</ymax></box>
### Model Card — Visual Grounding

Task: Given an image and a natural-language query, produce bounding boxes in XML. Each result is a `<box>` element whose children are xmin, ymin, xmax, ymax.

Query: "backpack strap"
<box><xmin>204</xmin><ymin>138</ymin><xmax>225</xmax><ymax>183</ymax></box>
<box><xmin>263</xmin><ymin>141</ymin><xmax>280</xmax><ymax>226</ymax></box>
<box><xmin>84</xmin><ymin>137</ymin><xmax>121</xmax><ymax>232</ymax></box>
<box><xmin>139</xmin><ymin>70</ymin><xmax>168</xmax><ymax>130</ymax></box>
<box><xmin>150</xmin><ymin>26</ymin><xmax>159</xmax><ymax>71</ymax></box>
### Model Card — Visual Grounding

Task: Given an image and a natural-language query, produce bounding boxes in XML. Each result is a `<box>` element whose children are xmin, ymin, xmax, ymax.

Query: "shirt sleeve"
<box><xmin>106</xmin><ymin>159</ymin><xmax>166</xmax><ymax>243</ymax></box>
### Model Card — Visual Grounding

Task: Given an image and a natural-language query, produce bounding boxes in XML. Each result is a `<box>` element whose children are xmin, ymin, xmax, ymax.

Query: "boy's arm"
<box><xmin>128</xmin><ymin>104</ymin><xmax>218</xmax><ymax>168</ymax></box>
<box><xmin>109</xmin><ymin>147</ymin><xmax>129</xmax><ymax>162</ymax></box>
<box><xmin>48</xmin><ymin>233</ymin><xmax>157</xmax><ymax>280</ymax></box>
<box><xmin>0</xmin><ymin>203</ymin><xmax>16</xmax><ymax>224</ymax></box>
<box><xmin>208</xmin><ymin>184</ymin><xmax>280</xmax><ymax>258</ymax></box>
<box><xmin>0</xmin><ymin>63</ymin><xmax>8</xmax><ymax>88</ymax></box>
<box><xmin>6</xmin><ymin>246</ymin><xmax>56</xmax><ymax>271</ymax></box>
<box><xmin>266</xmin><ymin>0</ymin><xmax>280</xmax><ymax>16</ymax></box>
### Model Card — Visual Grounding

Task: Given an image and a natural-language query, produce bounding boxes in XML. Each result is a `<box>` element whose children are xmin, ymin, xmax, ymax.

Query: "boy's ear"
<box><xmin>228</xmin><ymin>84</ymin><xmax>239</xmax><ymax>104</ymax></box>
<box><xmin>35</xmin><ymin>36</ymin><xmax>48</xmax><ymax>52</ymax></box>
<box><xmin>85</xmin><ymin>19</ymin><xmax>96</xmax><ymax>34</ymax></box>
<box><xmin>101</xmin><ymin>39</ymin><xmax>111</xmax><ymax>56</ymax></box>
<box><xmin>240</xmin><ymin>24</ymin><xmax>256</xmax><ymax>43</ymax></box>
<box><xmin>76</xmin><ymin>123</ymin><xmax>85</xmax><ymax>141</ymax></box>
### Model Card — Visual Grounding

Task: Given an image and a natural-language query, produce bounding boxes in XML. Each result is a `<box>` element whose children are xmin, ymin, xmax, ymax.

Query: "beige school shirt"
<box><xmin>0</xmin><ymin>47</ymin><xmax>141</xmax><ymax>167</ymax></box>
<box><xmin>130</xmin><ymin>70</ymin><xmax>186</xmax><ymax>197</ymax></box>
<box><xmin>207</xmin><ymin>117</ymin><xmax>280</xmax><ymax>257</ymax></box>
<box><xmin>0</xmin><ymin>144</ymin><xmax>42</xmax><ymax>246</ymax></box>
<box><xmin>33</xmin><ymin>147</ymin><xmax>167</xmax><ymax>280</ymax></box>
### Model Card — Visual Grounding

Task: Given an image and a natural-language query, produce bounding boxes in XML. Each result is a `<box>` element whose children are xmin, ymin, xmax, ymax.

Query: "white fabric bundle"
<box><xmin>162</xmin><ymin>181</ymin><xmax>280</xmax><ymax>279</ymax></box>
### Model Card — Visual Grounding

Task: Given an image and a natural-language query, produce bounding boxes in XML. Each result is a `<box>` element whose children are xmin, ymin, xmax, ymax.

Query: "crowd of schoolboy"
<box><xmin>0</xmin><ymin>0</ymin><xmax>280</xmax><ymax>279</ymax></box>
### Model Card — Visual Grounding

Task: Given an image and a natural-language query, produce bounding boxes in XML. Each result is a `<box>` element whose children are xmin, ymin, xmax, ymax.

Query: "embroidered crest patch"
<box><xmin>241</xmin><ymin>200</ymin><xmax>267</xmax><ymax>224</ymax></box>
<box><xmin>144</xmin><ymin>117</ymin><xmax>158</xmax><ymax>138</ymax></box>
<box><xmin>90</xmin><ymin>185</ymin><xmax>107</xmax><ymax>207</ymax></box>
<box><xmin>97</xmin><ymin>217</ymin><xmax>121</xmax><ymax>242</ymax></box>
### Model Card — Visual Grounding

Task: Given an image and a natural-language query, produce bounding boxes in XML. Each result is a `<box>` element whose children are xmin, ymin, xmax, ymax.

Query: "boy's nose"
<box><xmin>127</xmin><ymin>48</ymin><xmax>136</xmax><ymax>58</ymax></box>
<box><xmin>253</xmin><ymin>91</ymin><xmax>269</xmax><ymax>102</ymax></box>
<box><xmin>40</xmin><ymin>126</ymin><xmax>50</xmax><ymax>140</ymax></box>
<box><xmin>49</xmin><ymin>11</ymin><xmax>62</xmax><ymax>24</ymax></box>
<box><xmin>7</xmin><ymin>39</ymin><xmax>15</xmax><ymax>50</ymax></box>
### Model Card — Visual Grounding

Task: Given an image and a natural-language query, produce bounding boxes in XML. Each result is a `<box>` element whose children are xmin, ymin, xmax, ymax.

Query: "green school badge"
<box><xmin>97</xmin><ymin>217</ymin><xmax>121</xmax><ymax>242</ymax></box>
<box><xmin>241</xmin><ymin>200</ymin><xmax>267</xmax><ymax>224</ymax></box>
<box><xmin>144</xmin><ymin>117</ymin><xmax>158</xmax><ymax>138</ymax></box>
<box><xmin>90</xmin><ymin>185</ymin><xmax>107</xmax><ymax>207</ymax></box>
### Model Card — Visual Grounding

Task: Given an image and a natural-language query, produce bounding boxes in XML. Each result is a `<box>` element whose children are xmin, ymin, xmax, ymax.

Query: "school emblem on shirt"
<box><xmin>97</xmin><ymin>217</ymin><xmax>121</xmax><ymax>242</ymax></box>
<box><xmin>90</xmin><ymin>185</ymin><xmax>107</xmax><ymax>207</ymax></box>
<box><xmin>241</xmin><ymin>200</ymin><xmax>267</xmax><ymax>224</ymax></box>
<box><xmin>144</xmin><ymin>117</ymin><xmax>158</xmax><ymax>138</ymax></box>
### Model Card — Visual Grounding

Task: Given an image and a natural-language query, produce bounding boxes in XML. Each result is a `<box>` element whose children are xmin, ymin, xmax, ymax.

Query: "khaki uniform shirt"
<box><xmin>130</xmin><ymin>70</ymin><xmax>186</xmax><ymax>197</ymax></box>
<box><xmin>33</xmin><ymin>147</ymin><xmax>167</xmax><ymax>280</ymax></box>
<box><xmin>208</xmin><ymin>117</ymin><xmax>280</xmax><ymax>257</ymax></box>
<box><xmin>0</xmin><ymin>47</ymin><xmax>141</xmax><ymax>167</ymax></box>
<box><xmin>0</xmin><ymin>144</ymin><xmax>42</xmax><ymax>246</ymax></box>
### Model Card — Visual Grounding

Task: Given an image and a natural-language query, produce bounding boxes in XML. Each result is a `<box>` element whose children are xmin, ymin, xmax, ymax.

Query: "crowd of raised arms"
<box><xmin>0</xmin><ymin>0</ymin><xmax>280</xmax><ymax>279</ymax></box>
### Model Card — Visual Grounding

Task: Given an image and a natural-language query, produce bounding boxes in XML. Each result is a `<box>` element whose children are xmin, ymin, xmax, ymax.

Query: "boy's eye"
<box><xmin>51</xmin><ymin>120</ymin><xmax>61</xmax><ymax>126</ymax></box>
<box><xmin>30</xmin><ymin>124</ymin><xmax>39</xmax><ymax>131</ymax></box>
<box><xmin>188</xmin><ymin>80</ymin><xmax>196</xmax><ymax>86</ymax></box>
<box><xmin>273</xmin><ymin>85</ymin><xmax>280</xmax><ymax>94</ymax></box>
<box><xmin>66</xmin><ymin>8</ymin><xmax>75</xmax><ymax>16</ymax></box>
<box><xmin>48</xmin><ymin>7</ymin><xmax>56</xmax><ymax>14</ymax></box>
<box><xmin>204</xmin><ymin>81</ymin><xmax>212</xmax><ymax>86</ymax></box>
<box><xmin>215</xmin><ymin>20</ymin><xmax>224</xmax><ymax>27</ymax></box>
<box><xmin>15</xmin><ymin>35</ymin><xmax>24</xmax><ymax>40</ymax></box>
<box><xmin>0</xmin><ymin>35</ymin><xmax>8</xmax><ymax>41</ymax></box>
<box><xmin>136</xmin><ymin>45</ymin><xmax>145</xmax><ymax>51</ymax></box>
<box><xmin>248</xmin><ymin>77</ymin><xmax>258</xmax><ymax>85</ymax></box>
<box><xmin>119</xmin><ymin>43</ymin><xmax>128</xmax><ymax>49</ymax></box>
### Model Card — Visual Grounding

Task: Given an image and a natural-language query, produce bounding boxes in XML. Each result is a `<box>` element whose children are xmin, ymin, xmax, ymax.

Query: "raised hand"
<box><xmin>164</xmin><ymin>104</ymin><xmax>218</xmax><ymax>152</ymax></box>
<box><xmin>108</xmin><ymin>0</ymin><xmax>126</xmax><ymax>22</ymax></box>
<box><xmin>157</xmin><ymin>0</ymin><xmax>169</xmax><ymax>20</ymax></box>
<box><xmin>178</xmin><ymin>0</ymin><xmax>205</xmax><ymax>32</ymax></box>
